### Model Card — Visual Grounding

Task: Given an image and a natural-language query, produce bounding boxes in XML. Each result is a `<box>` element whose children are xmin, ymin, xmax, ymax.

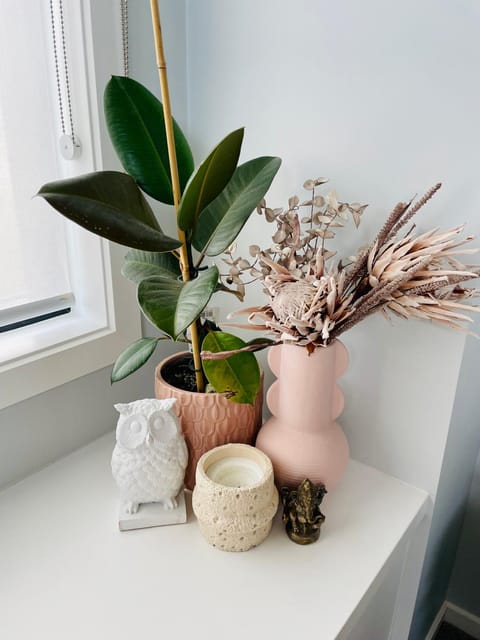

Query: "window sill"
<box><xmin>0</xmin><ymin>242</ymin><xmax>141</xmax><ymax>410</ymax></box>
<box><xmin>0</xmin><ymin>310</ymin><xmax>106</xmax><ymax>366</ymax></box>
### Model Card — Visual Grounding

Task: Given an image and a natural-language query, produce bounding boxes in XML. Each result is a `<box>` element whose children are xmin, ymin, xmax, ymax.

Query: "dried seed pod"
<box><xmin>323</xmin><ymin>250</ymin><xmax>337</xmax><ymax>261</ymax></box>
<box><xmin>318</xmin><ymin>230</ymin><xmax>335</xmax><ymax>239</ymax></box>
<box><xmin>349</xmin><ymin>203</ymin><xmax>368</xmax><ymax>213</ymax></box>
<box><xmin>352</xmin><ymin>211</ymin><xmax>361</xmax><ymax>228</ymax></box>
<box><xmin>288</xmin><ymin>195</ymin><xmax>300</xmax><ymax>209</ymax></box>
<box><xmin>327</xmin><ymin>190</ymin><xmax>339</xmax><ymax>210</ymax></box>
<box><xmin>315</xmin><ymin>215</ymin><xmax>334</xmax><ymax>224</ymax></box>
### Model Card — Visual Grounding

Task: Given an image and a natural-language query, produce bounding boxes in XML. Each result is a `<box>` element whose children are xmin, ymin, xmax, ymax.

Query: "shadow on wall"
<box><xmin>409</xmin><ymin>494</ymin><xmax>473</xmax><ymax>638</ymax></box>
<box><xmin>447</xmin><ymin>463</ymin><xmax>480</xmax><ymax>616</ymax></box>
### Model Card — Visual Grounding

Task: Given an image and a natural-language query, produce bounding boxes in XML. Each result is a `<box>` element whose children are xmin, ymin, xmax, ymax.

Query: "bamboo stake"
<box><xmin>149</xmin><ymin>0</ymin><xmax>204</xmax><ymax>392</ymax></box>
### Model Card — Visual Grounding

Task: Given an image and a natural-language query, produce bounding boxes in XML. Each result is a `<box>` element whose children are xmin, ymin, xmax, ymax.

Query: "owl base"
<box><xmin>118</xmin><ymin>490</ymin><xmax>187</xmax><ymax>531</ymax></box>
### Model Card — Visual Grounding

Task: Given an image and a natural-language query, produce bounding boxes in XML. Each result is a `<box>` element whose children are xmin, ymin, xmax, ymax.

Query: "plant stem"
<box><xmin>149</xmin><ymin>0</ymin><xmax>204</xmax><ymax>392</ymax></box>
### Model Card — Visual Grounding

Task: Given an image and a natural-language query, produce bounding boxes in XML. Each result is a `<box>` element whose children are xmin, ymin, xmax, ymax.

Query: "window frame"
<box><xmin>0</xmin><ymin>0</ymin><xmax>141</xmax><ymax>409</ymax></box>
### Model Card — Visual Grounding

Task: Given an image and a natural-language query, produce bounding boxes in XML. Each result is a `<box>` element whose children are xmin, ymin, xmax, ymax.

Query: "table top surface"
<box><xmin>0</xmin><ymin>433</ymin><xmax>428</xmax><ymax>640</ymax></box>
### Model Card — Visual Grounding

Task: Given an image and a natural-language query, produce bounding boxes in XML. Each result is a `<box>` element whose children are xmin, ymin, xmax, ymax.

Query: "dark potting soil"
<box><xmin>162</xmin><ymin>353</ymin><xmax>198</xmax><ymax>392</ymax></box>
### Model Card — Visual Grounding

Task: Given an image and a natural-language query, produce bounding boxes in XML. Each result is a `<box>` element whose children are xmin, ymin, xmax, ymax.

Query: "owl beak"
<box><xmin>146</xmin><ymin>432</ymin><xmax>153</xmax><ymax>445</ymax></box>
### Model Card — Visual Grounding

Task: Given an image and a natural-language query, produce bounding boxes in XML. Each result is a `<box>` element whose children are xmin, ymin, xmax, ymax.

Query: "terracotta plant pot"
<box><xmin>192</xmin><ymin>443</ymin><xmax>278</xmax><ymax>552</ymax></box>
<box><xmin>256</xmin><ymin>340</ymin><xmax>349</xmax><ymax>489</ymax></box>
<box><xmin>155</xmin><ymin>352</ymin><xmax>263</xmax><ymax>490</ymax></box>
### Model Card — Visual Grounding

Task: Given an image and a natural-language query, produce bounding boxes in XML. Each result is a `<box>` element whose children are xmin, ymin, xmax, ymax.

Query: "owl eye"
<box><xmin>149</xmin><ymin>411</ymin><xmax>178</xmax><ymax>442</ymax></box>
<box><xmin>117</xmin><ymin>414</ymin><xmax>148</xmax><ymax>449</ymax></box>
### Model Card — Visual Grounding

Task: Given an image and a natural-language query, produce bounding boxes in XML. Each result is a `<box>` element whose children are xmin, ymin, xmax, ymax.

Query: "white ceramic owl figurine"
<box><xmin>111</xmin><ymin>398</ymin><xmax>188</xmax><ymax>514</ymax></box>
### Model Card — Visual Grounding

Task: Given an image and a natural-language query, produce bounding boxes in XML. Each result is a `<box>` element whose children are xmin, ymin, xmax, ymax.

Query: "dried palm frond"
<box><xmin>220</xmin><ymin>179</ymin><xmax>479</xmax><ymax>351</ymax></box>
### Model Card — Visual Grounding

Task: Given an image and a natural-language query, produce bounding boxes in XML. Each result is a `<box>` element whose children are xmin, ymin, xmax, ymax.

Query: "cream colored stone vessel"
<box><xmin>192</xmin><ymin>444</ymin><xmax>279</xmax><ymax>552</ymax></box>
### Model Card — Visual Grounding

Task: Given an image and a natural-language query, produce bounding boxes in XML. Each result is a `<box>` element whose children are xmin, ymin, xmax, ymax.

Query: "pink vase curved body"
<box><xmin>256</xmin><ymin>340</ymin><xmax>349</xmax><ymax>489</ymax></box>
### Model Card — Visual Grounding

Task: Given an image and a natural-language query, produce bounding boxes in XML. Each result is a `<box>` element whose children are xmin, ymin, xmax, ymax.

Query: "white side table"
<box><xmin>0</xmin><ymin>433</ymin><xmax>429</xmax><ymax>640</ymax></box>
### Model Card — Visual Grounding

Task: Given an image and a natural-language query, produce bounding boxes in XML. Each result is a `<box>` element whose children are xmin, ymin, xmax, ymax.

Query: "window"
<box><xmin>0</xmin><ymin>1</ymin><xmax>141</xmax><ymax>409</ymax></box>
<box><xmin>0</xmin><ymin>1</ymin><xmax>72</xmax><ymax>330</ymax></box>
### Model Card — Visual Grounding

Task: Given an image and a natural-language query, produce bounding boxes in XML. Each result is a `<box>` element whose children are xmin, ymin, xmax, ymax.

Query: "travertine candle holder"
<box><xmin>192</xmin><ymin>444</ymin><xmax>279</xmax><ymax>552</ymax></box>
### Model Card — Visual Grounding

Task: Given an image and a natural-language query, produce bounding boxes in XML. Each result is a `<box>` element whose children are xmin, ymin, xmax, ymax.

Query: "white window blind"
<box><xmin>0</xmin><ymin>0</ymin><xmax>142</xmax><ymax>408</ymax></box>
<box><xmin>0</xmin><ymin>1</ymin><xmax>73</xmax><ymax>329</ymax></box>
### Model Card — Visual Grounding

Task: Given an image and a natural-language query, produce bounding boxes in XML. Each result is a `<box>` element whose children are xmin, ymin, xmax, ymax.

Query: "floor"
<box><xmin>434</xmin><ymin>621</ymin><xmax>476</xmax><ymax>640</ymax></box>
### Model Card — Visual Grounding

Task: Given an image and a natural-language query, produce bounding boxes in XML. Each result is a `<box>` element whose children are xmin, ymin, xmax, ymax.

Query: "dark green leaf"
<box><xmin>138</xmin><ymin>266</ymin><xmax>219</xmax><ymax>339</ymax></box>
<box><xmin>122</xmin><ymin>249</ymin><xmax>181</xmax><ymax>284</ymax></box>
<box><xmin>37</xmin><ymin>171</ymin><xmax>181</xmax><ymax>252</ymax></box>
<box><xmin>246</xmin><ymin>337</ymin><xmax>276</xmax><ymax>348</ymax></box>
<box><xmin>104</xmin><ymin>76</ymin><xmax>194</xmax><ymax>204</ymax></box>
<box><xmin>177</xmin><ymin>128</ymin><xmax>244</xmax><ymax>231</ymax></box>
<box><xmin>201</xmin><ymin>331</ymin><xmax>260</xmax><ymax>405</ymax></box>
<box><xmin>192</xmin><ymin>156</ymin><xmax>281</xmax><ymax>256</ymax></box>
<box><xmin>214</xmin><ymin>281</ymin><xmax>244</xmax><ymax>301</ymax></box>
<box><xmin>111</xmin><ymin>337</ymin><xmax>161</xmax><ymax>382</ymax></box>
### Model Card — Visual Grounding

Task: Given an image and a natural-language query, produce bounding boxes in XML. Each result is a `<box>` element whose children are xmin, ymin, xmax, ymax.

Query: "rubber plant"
<box><xmin>38</xmin><ymin>9</ymin><xmax>280</xmax><ymax>406</ymax></box>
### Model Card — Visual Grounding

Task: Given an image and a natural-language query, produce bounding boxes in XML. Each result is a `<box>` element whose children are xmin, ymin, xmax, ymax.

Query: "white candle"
<box><xmin>206</xmin><ymin>456</ymin><xmax>264</xmax><ymax>488</ymax></box>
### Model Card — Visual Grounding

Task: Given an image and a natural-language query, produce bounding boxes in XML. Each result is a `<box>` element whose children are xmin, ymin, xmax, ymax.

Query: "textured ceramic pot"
<box><xmin>192</xmin><ymin>444</ymin><xmax>279</xmax><ymax>552</ymax></box>
<box><xmin>256</xmin><ymin>340</ymin><xmax>349</xmax><ymax>489</ymax></box>
<box><xmin>155</xmin><ymin>353</ymin><xmax>263</xmax><ymax>490</ymax></box>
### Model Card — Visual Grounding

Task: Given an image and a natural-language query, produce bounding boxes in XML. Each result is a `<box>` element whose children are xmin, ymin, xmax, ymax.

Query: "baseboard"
<box><xmin>425</xmin><ymin>602</ymin><xmax>448</xmax><ymax>640</ymax></box>
<box><xmin>444</xmin><ymin>602</ymin><xmax>480</xmax><ymax>639</ymax></box>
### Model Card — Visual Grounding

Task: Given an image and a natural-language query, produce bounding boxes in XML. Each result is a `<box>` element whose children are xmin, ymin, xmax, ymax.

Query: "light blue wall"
<box><xmin>448</xmin><ymin>449</ymin><xmax>480</xmax><ymax>616</ymax></box>
<box><xmin>409</xmin><ymin>323</ymin><xmax>480</xmax><ymax>637</ymax></box>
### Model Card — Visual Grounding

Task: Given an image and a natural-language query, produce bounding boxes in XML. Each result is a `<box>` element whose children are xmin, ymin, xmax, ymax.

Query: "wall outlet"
<box><xmin>201</xmin><ymin>306</ymin><xmax>220</xmax><ymax>325</ymax></box>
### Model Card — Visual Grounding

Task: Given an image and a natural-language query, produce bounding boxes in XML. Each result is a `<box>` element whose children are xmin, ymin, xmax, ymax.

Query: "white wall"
<box><xmin>184</xmin><ymin>1</ymin><xmax>480</xmax><ymax>638</ymax></box>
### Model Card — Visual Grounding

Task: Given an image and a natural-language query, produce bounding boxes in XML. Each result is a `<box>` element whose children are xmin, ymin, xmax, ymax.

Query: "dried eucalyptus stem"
<box><xmin>219</xmin><ymin>179</ymin><xmax>480</xmax><ymax>352</ymax></box>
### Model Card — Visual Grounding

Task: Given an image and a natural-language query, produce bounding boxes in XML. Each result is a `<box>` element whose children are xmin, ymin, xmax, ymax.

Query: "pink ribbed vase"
<box><xmin>255</xmin><ymin>340</ymin><xmax>349</xmax><ymax>489</ymax></box>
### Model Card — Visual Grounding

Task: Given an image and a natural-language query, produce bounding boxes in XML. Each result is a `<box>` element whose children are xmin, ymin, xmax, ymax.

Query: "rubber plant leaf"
<box><xmin>104</xmin><ymin>76</ymin><xmax>194</xmax><ymax>204</ymax></box>
<box><xmin>122</xmin><ymin>249</ymin><xmax>181</xmax><ymax>284</ymax></box>
<box><xmin>138</xmin><ymin>266</ymin><xmax>219</xmax><ymax>339</ymax></box>
<box><xmin>192</xmin><ymin>156</ymin><xmax>281</xmax><ymax>256</ymax></box>
<box><xmin>37</xmin><ymin>171</ymin><xmax>181</xmax><ymax>252</ymax></box>
<box><xmin>177</xmin><ymin>128</ymin><xmax>244</xmax><ymax>232</ymax></box>
<box><xmin>201</xmin><ymin>331</ymin><xmax>260</xmax><ymax>405</ymax></box>
<box><xmin>111</xmin><ymin>337</ymin><xmax>162</xmax><ymax>383</ymax></box>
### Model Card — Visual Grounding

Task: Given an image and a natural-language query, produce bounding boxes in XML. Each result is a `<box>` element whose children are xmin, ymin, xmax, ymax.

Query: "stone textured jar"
<box><xmin>192</xmin><ymin>444</ymin><xmax>279</xmax><ymax>552</ymax></box>
<box><xmin>155</xmin><ymin>352</ymin><xmax>263</xmax><ymax>490</ymax></box>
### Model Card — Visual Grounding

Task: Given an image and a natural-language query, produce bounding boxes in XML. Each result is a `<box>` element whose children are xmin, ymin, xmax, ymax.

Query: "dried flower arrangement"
<box><xmin>204</xmin><ymin>179</ymin><xmax>480</xmax><ymax>358</ymax></box>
